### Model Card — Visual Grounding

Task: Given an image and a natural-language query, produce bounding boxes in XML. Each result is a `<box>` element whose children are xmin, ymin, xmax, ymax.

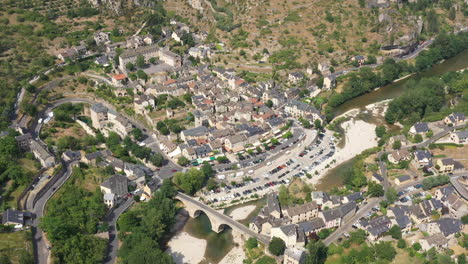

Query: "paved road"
<box><xmin>26</xmin><ymin>163</ymin><xmax>73</xmax><ymax>264</ymax></box>
<box><xmin>176</xmin><ymin>192</ymin><xmax>270</xmax><ymax>244</ymax></box>
<box><xmin>103</xmin><ymin>198</ymin><xmax>134</xmax><ymax>264</ymax></box>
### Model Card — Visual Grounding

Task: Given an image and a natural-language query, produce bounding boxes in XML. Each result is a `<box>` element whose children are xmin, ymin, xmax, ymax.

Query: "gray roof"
<box><xmin>182</xmin><ymin>126</ymin><xmax>209</xmax><ymax>137</ymax></box>
<box><xmin>412</xmin><ymin>122</ymin><xmax>429</xmax><ymax>133</ymax></box>
<box><xmin>284</xmin><ymin>247</ymin><xmax>306</xmax><ymax>262</ymax></box>
<box><xmin>91</xmin><ymin>103</ymin><xmax>108</xmax><ymax>113</ymax></box>
<box><xmin>298</xmin><ymin>218</ymin><xmax>325</xmax><ymax>233</ymax></box>
<box><xmin>287</xmin><ymin>100</ymin><xmax>321</xmax><ymax>115</ymax></box>
<box><xmin>366</xmin><ymin>215</ymin><xmax>391</xmax><ymax>237</ymax></box>
<box><xmin>454</xmin><ymin>130</ymin><xmax>468</xmax><ymax>139</ymax></box>
<box><xmin>285</xmin><ymin>202</ymin><xmax>318</xmax><ymax>217</ymax></box>
<box><xmin>2</xmin><ymin>209</ymin><xmax>24</xmax><ymax>225</ymax></box>
<box><xmin>267</xmin><ymin>194</ymin><xmax>281</xmax><ymax>215</ymax></box>
<box><xmin>101</xmin><ymin>174</ymin><xmax>128</xmax><ymax>196</ymax></box>
<box><xmin>322</xmin><ymin>201</ymin><xmax>356</xmax><ymax>222</ymax></box>
<box><xmin>415</xmin><ymin>150</ymin><xmax>431</xmax><ymax>161</ymax></box>
<box><xmin>372</xmin><ymin>173</ymin><xmax>384</xmax><ymax>182</ymax></box>
<box><xmin>436</xmin><ymin>218</ymin><xmax>462</xmax><ymax>236</ymax></box>
<box><xmin>397</xmin><ymin>175</ymin><xmax>411</xmax><ymax>182</ymax></box>
<box><xmin>345</xmin><ymin>192</ymin><xmax>363</xmax><ymax>202</ymax></box>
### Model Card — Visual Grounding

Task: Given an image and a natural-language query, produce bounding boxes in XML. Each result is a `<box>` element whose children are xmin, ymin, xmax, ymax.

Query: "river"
<box><xmin>332</xmin><ymin>49</ymin><xmax>468</xmax><ymax>117</ymax></box>
<box><xmin>317</xmin><ymin>49</ymin><xmax>468</xmax><ymax>190</ymax></box>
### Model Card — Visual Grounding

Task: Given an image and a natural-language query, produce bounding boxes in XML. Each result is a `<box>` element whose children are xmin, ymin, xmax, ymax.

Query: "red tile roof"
<box><xmin>112</xmin><ymin>74</ymin><xmax>127</xmax><ymax>81</ymax></box>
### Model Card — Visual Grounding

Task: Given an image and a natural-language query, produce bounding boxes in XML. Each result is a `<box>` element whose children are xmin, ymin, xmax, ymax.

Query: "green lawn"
<box><xmin>0</xmin><ymin>231</ymin><xmax>33</xmax><ymax>263</ymax></box>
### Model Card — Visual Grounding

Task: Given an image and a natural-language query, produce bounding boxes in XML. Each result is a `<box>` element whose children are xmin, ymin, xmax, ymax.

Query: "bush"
<box><xmin>268</xmin><ymin>237</ymin><xmax>285</xmax><ymax>256</ymax></box>
<box><xmin>397</xmin><ymin>238</ymin><xmax>406</xmax><ymax>248</ymax></box>
<box><xmin>245</xmin><ymin>238</ymin><xmax>258</xmax><ymax>249</ymax></box>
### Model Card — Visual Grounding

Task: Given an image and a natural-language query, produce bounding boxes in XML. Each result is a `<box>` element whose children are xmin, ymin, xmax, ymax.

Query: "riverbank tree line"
<box><xmin>117</xmin><ymin>179</ymin><xmax>177</xmax><ymax>264</ymax></box>
<box><xmin>385</xmin><ymin>69</ymin><xmax>468</xmax><ymax>124</ymax></box>
<box><xmin>326</xmin><ymin>32</ymin><xmax>468</xmax><ymax>120</ymax></box>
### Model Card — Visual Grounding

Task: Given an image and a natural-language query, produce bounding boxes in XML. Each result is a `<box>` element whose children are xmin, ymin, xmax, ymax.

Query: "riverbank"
<box><xmin>228</xmin><ymin>205</ymin><xmax>256</xmax><ymax>221</ymax></box>
<box><xmin>167</xmin><ymin>232</ymin><xmax>207</xmax><ymax>264</ymax></box>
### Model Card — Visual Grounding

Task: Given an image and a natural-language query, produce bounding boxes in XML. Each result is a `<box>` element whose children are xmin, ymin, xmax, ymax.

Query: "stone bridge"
<box><xmin>176</xmin><ymin>193</ymin><xmax>270</xmax><ymax>244</ymax></box>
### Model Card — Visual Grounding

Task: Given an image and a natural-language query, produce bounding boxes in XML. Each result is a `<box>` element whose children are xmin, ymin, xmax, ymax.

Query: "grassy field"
<box><xmin>0</xmin><ymin>231</ymin><xmax>33</xmax><ymax>263</ymax></box>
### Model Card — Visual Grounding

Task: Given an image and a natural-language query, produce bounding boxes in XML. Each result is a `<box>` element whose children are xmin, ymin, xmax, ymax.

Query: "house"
<box><xmin>90</xmin><ymin>103</ymin><xmax>109</xmax><ymax>130</ymax></box>
<box><xmin>388</xmin><ymin>205</ymin><xmax>411</xmax><ymax>231</ymax></box>
<box><xmin>2</xmin><ymin>209</ymin><xmax>24</xmax><ymax>228</ymax></box>
<box><xmin>270</xmin><ymin>224</ymin><xmax>306</xmax><ymax>247</ymax></box>
<box><xmin>395</xmin><ymin>175</ymin><xmax>411</xmax><ymax>185</ymax></box>
<box><xmin>284</xmin><ymin>100</ymin><xmax>323</xmax><ymax>122</ymax></box>
<box><xmin>420</xmin><ymin>233</ymin><xmax>448</xmax><ymax>251</ymax></box>
<box><xmin>94</xmin><ymin>55</ymin><xmax>110</xmax><ymax>67</ymax></box>
<box><xmin>409</xmin><ymin>122</ymin><xmax>429</xmax><ymax>135</ymax></box>
<box><xmin>434</xmin><ymin>185</ymin><xmax>456</xmax><ymax>201</ymax></box>
<box><xmin>15</xmin><ymin>133</ymin><xmax>32</xmax><ymax>151</ymax></box>
<box><xmin>284</xmin><ymin>247</ymin><xmax>306</xmax><ymax>264</ymax></box>
<box><xmin>283</xmin><ymin>202</ymin><xmax>319</xmax><ymax>224</ymax></box>
<box><xmin>267</xmin><ymin>194</ymin><xmax>282</xmax><ymax>219</ymax></box>
<box><xmin>142</xmin><ymin>179</ymin><xmax>160</xmax><ymax>200</ymax></box>
<box><xmin>224</xmin><ymin>134</ymin><xmax>248</xmax><ymax>153</ymax></box>
<box><xmin>450</xmin><ymin>130</ymin><xmax>468</xmax><ymax>144</ymax></box>
<box><xmin>352</xmin><ymin>55</ymin><xmax>365</xmax><ymax>65</ymax></box>
<box><xmin>319</xmin><ymin>202</ymin><xmax>356</xmax><ymax>228</ymax></box>
<box><xmin>297</xmin><ymin>218</ymin><xmax>325</xmax><ymax>235</ymax></box>
<box><xmin>134</xmin><ymin>94</ymin><xmax>155</xmax><ymax>115</ymax></box>
<box><xmin>61</xmin><ymin>150</ymin><xmax>81</xmax><ymax>165</ymax></box>
<box><xmin>444</xmin><ymin>112</ymin><xmax>465</xmax><ymax>126</ymax></box>
<box><xmin>73</xmin><ymin>45</ymin><xmax>87</xmax><ymax>55</ymax></box>
<box><xmin>111</xmin><ymin>74</ymin><xmax>127</xmax><ymax>86</ymax></box>
<box><xmin>342</xmin><ymin>192</ymin><xmax>363</xmax><ymax>204</ymax></box>
<box><xmin>410</xmin><ymin>199</ymin><xmax>443</xmax><ymax>224</ymax></box>
<box><xmin>437</xmin><ymin>158</ymin><xmax>455</xmax><ymax>173</ymax></box>
<box><xmin>103</xmin><ymin>193</ymin><xmax>116</xmax><ymax>208</ymax></box>
<box><xmin>118</xmin><ymin>44</ymin><xmax>181</xmax><ymax>71</ymax></box>
<box><xmin>317</xmin><ymin>61</ymin><xmax>329</xmax><ymax>73</ymax></box>
<box><xmin>180</xmin><ymin>126</ymin><xmax>210</xmax><ymax>142</ymax></box>
<box><xmin>57</xmin><ymin>49</ymin><xmax>77</xmax><ymax>61</ymax></box>
<box><xmin>288</xmin><ymin>72</ymin><xmax>304</xmax><ymax>84</ymax></box>
<box><xmin>94</xmin><ymin>31</ymin><xmax>110</xmax><ymax>45</ymax></box>
<box><xmin>443</xmin><ymin>193</ymin><xmax>468</xmax><ymax>218</ymax></box>
<box><xmin>100</xmin><ymin>174</ymin><xmax>128</xmax><ymax>197</ymax></box>
<box><xmin>365</xmin><ymin>215</ymin><xmax>392</xmax><ymax>240</ymax></box>
<box><xmin>388</xmin><ymin>149</ymin><xmax>411</xmax><ymax>164</ymax></box>
<box><xmin>323</xmin><ymin>75</ymin><xmax>335</xmax><ymax>90</ymax></box>
<box><xmin>82</xmin><ymin>149</ymin><xmax>112</xmax><ymax>165</ymax></box>
<box><xmin>30</xmin><ymin>140</ymin><xmax>55</xmax><ymax>168</ymax></box>
<box><xmin>420</xmin><ymin>218</ymin><xmax>462</xmax><ymax>238</ymax></box>
<box><xmin>413</xmin><ymin>150</ymin><xmax>432</xmax><ymax>168</ymax></box>
<box><xmin>124</xmin><ymin>163</ymin><xmax>152</xmax><ymax>180</ymax></box>
<box><xmin>371</xmin><ymin>172</ymin><xmax>384</xmax><ymax>183</ymax></box>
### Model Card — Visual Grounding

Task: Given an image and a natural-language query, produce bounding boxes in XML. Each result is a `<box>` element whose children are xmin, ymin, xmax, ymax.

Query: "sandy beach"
<box><xmin>167</xmin><ymin>232</ymin><xmax>207</xmax><ymax>264</ymax></box>
<box><xmin>309</xmin><ymin>119</ymin><xmax>378</xmax><ymax>185</ymax></box>
<box><xmin>218</xmin><ymin>232</ymin><xmax>246</xmax><ymax>264</ymax></box>
<box><xmin>228</xmin><ymin>205</ymin><xmax>256</xmax><ymax>221</ymax></box>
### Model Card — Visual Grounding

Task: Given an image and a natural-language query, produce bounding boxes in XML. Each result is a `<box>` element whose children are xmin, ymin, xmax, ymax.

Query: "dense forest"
<box><xmin>39</xmin><ymin>168</ymin><xmax>108</xmax><ymax>264</ymax></box>
<box><xmin>117</xmin><ymin>179</ymin><xmax>177</xmax><ymax>264</ymax></box>
<box><xmin>385</xmin><ymin>70</ymin><xmax>468</xmax><ymax>124</ymax></box>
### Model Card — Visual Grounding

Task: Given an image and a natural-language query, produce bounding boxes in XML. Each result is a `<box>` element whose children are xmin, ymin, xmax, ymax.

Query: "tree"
<box><xmin>387</xmin><ymin>225</ymin><xmax>402</xmax><ymax>239</ymax></box>
<box><xmin>268</xmin><ymin>237</ymin><xmax>286</xmax><ymax>256</ymax></box>
<box><xmin>206</xmin><ymin>178</ymin><xmax>218</xmax><ymax>191</ymax></box>
<box><xmin>397</xmin><ymin>238</ymin><xmax>406</xmax><ymax>248</ymax></box>
<box><xmin>216</xmin><ymin>156</ymin><xmax>229</xmax><ymax>164</ymax></box>
<box><xmin>0</xmin><ymin>255</ymin><xmax>11</xmax><ymax>264</ymax></box>
<box><xmin>131</xmin><ymin>128</ymin><xmax>144</xmax><ymax>141</ymax></box>
<box><xmin>126</xmin><ymin>62</ymin><xmax>135</xmax><ymax>71</ymax></box>
<box><xmin>177</xmin><ymin>156</ymin><xmax>190</xmax><ymax>166</ymax></box>
<box><xmin>392</xmin><ymin>140</ymin><xmax>401</xmax><ymax>150</ymax></box>
<box><xmin>375</xmin><ymin>126</ymin><xmax>386</xmax><ymax>138</ymax></box>
<box><xmin>136</xmin><ymin>70</ymin><xmax>148</xmax><ymax>81</ymax></box>
<box><xmin>314</xmin><ymin>119</ymin><xmax>323</xmax><ymax>130</ymax></box>
<box><xmin>173</xmin><ymin>168</ymin><xmax>206</xmax><ymax>195</ymax></box>
<box><xmin>149</xmin><ymin>57</ymin><xmax>157</xmax><ymax>64</ymax></box>
<box><xmin>245</xmin><ymin>238</ymin><xmax>258</xmax><ymax>249</ymax></box>
<box><xmin>368</xmin><ymin>182</ymin><xmax>384</xmax><ymax>197</ymax></box>
<box><xmin>374</xmin><ymin>242</ymin><xmax>396</xmax><ymax>261</ymax></box>
<box><xmin>136</xmin><ymin>55</ymin><xmax>145</xmax><ymax>68</ymax></box>
<box><xmin>412</xmin><ymin>242</ymin><xmax>422</xmax><ymax>251</ymax></box>
<box><xmin>150</xmin><ymin>153</ymin><xmax>164</xmax><ymax>167</ymax></box>
<box><xmin>265</xmin><ymin>100</ymin><xmax>273</xmax><ymax>108</ymax></box>
<box><xmin>270</xmin><ymin>138</ymin><xmax>279</xmax><ymax>145</ymax></box>
<box><xmin>458</xmin><ymin>254</ymin><xmax>466</xmax><ymax>264</ymax></box>
<box><xmin>462</xmin><ymin>214</ymin><xmax>468</xmax><ymax>224</ymax></box>
<box><xmin>386</xmin><ymin>187</ymin><xmax>398</xmax><ymax>204</ymax></box>
<box><xmin>414</xmin><ymin>134</ymin><xmax>423</xmax><ymax>143</ymax></box>
<box><xmin>305</xmin><ymin>240</ymin><xmax>328</xmax><ymax>264</ymax></box>
<box><xmin>318</xmin><ymin>228</ymin><xmax>332</xmax><ymax>239</ymax></box>
<box><xmin>201</xmin><ymin>162</ymin><xmax>215</xmax><ymax>178</ymax></box>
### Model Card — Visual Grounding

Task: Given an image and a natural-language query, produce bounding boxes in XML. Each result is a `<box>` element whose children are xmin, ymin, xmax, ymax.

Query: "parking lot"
<box><xmin>203</xmin><ymin>129</ymin><xmax>338</xmax><ymax>204</ymax></box>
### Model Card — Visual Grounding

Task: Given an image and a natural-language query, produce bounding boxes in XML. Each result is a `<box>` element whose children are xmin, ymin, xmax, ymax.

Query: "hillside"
<box><xmin>164</xmin><ymin>0</ymin><xmax>467</xmax><ymax>72</ymax></box>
